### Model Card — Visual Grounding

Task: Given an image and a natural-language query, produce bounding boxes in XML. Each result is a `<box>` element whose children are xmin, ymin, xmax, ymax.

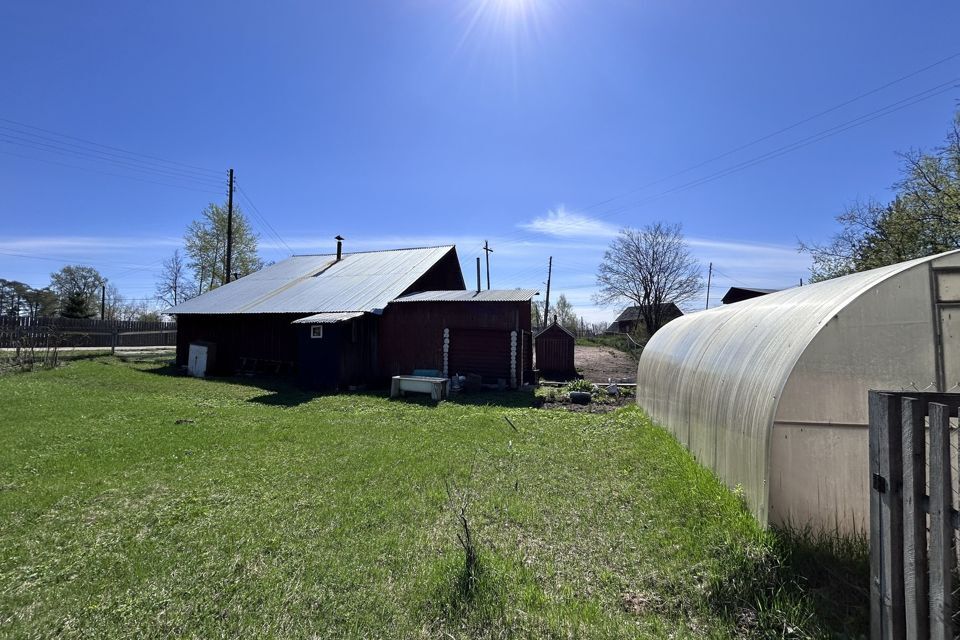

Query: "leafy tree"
<box><xmin>0</xmin><ymin>279</ymin><xmax>30</xmax><ymax>316</ymax></box>
<box><xmin>185</xmin><ymin>203</ymin><xmax>262</xmax><ymax>293</ymax></box>
<box><xmin>61</xmin><ymin>290</ymin><xmax>97</xmax><ymax>318</ymax></box>
<box><xmin>21</xmin><ymin>286</ymin><xmax>58</xmax><ymax>317</ymax></box>
<box><xmin>802</xmin><ymin>110</ymin><xmax>960</xmax><ymax>281</ymax></box>
<box><xmin>553</xmin><ymin>294</ymin><xmax>577</xmax><ymax>333</ymax></box>
<box><xmin>532</xmin><ymin>295</ymin><xmax>577</xmax><ymax>333</ymax></box>
<box><xmin>595</xmin><ymin>222</ymin><xmax>702</xmax><ymax>336</ymax></box>
<box><xmin>50</xmin><ymin>265</ymin><xmax>104</xmax><ymax>318</ymax></box>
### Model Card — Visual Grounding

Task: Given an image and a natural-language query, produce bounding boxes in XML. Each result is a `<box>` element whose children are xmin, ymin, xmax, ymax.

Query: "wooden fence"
<box><xmin>0</xmin><ymin>316</ymin><xmax>176</xmax><ymax>350</ymax></box>
<box><xmin>869</xmin><ymin>390</ymin><xmax>960</xmax><ymax>639</ymax></box>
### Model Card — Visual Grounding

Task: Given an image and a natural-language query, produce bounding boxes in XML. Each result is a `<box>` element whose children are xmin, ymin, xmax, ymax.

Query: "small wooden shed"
<box><xmin>534</xmin><ymin>320</ymin><xmax>576</xmax><ymax>380</ymax></box>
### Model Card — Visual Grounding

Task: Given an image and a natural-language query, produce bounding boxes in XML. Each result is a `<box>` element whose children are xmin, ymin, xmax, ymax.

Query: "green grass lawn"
<box><xmin>0</xmin><ymin>357</ymin><xmax>865</xmax><ymax>639</ymax></box>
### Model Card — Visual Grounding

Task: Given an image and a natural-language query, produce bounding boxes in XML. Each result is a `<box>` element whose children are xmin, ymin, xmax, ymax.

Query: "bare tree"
<box><xmin>155</xmin><ymin>249</ymin><xmax>197</xmax><ymax>307</ymax></box>
<box><xmin>594</xmin><ymin>222</ymin><xmax>702</xmax><ymax>337</ymax></box>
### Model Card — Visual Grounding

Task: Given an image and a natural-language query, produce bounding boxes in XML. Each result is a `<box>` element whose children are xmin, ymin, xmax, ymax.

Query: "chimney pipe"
<box><xmin>335</xmin><ymin>235</ymin><xmax>344</xmax><ymax>261</ymax></box>
<box><xmin>476</xmin><ymin>257</ymin><xmax>481</xmax><ymax>293</ymax></box>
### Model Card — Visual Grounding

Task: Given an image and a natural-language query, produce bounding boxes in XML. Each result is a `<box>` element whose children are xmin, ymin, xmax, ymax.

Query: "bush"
<box><xmin>565</xmin><ymin>379</ymin><xmax>595</xmax><ymax>394</ymax></box>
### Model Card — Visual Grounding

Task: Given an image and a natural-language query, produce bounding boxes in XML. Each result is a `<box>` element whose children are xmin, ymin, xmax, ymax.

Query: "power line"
<box><xmin>0</xmin><ymin>116</ymin><xmax>222</xmax><ymax>177</ymax></box>
<box><xmin>576</xmin><ymin>50</ymin><xmax>960</xmax><ymax>215</ymax></box>
<box><xmin>0</xmin><ymin>149</ymin><xmax>223</xmax><ymax>195</ymax></box>
<box><xmin>491</xmin><ymin>75</ymin><xmax>959</xmax><ymax>249</ymax></box>
<box><xmin>0</xmin><ymin>131</ymin><xmax>224</xmax><ymax>188</ymax></box>
<box><xmin>235</xmin><ymin>184</ymin><xmax>294</xmax><ymax>256</ymax></box>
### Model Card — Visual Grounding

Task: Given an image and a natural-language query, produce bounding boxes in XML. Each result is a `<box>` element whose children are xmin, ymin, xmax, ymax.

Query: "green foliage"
<box><xmin>184</xmin><ymin>203</ymin><xmax>263</xmax><ymax>294</ymax></box>
<box><xmin>565</xmin><ymin>378</ymin><xmax>596</xmax><ymax>393</ymax></box>
<box><xmin>0</xmin><ymin>358</ymin><xmax>865</xmax><ymax>638</ymax></box>
<box><xmin>59</xmin><ymin>290</ymin><xmax>96</xmax><ymax>318</ymax></box>
<box><xmin>49</xmin><ymin>265</ymin><xmax>104</xmax><ymax>318</ymax></box>
<box><xmin>803</xmin><ymin>110</ymin><xmax>960</xmax><ymax>281</ymax></box>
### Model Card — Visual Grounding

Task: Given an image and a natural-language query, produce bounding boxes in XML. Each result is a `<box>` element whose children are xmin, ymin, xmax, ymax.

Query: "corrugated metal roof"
<box><xmin>168</xmin><ymin>246</ymin><xmax>457</xmax><ymax>315</ymax></box>
<box><xmin>291</xmin><ymin>311</ymin><xmax>366</xmax><ymax>324</ymax></box>
<box><xmin>391</xmin><ymin>289</ymin><xmax>539</xmax><ymax>303</ymax></box>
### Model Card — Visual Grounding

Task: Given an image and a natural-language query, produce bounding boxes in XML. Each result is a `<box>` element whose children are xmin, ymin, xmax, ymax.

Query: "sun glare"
<box><xmin>457</xmin><ymin>0</ymin><xmax>553</xmax><ymax>50</ymax></box>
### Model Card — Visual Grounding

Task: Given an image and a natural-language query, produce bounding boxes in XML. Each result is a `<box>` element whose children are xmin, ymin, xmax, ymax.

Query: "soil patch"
<box><xmin>574</xmin><ymin>345</ymin><xmax>637</xmax><ymax>383</ymax></box>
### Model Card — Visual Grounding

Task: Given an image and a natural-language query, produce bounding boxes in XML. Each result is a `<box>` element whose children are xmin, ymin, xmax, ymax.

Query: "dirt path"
<box><xmin>575</xmin><ymin>345</ymin><xmax>637</xmax><ymax>383</ymax></box>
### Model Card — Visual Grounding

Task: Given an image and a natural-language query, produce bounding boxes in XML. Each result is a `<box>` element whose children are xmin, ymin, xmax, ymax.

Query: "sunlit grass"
<box><xmin>0</xmin><ymin>357</ymin><xmax>864</xmax><ymax>638</ymax></box>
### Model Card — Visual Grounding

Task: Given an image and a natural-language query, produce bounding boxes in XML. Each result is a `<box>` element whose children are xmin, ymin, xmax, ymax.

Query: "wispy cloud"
<box><xmin>0</xmin><ymin>236</ymin><xmax>181</xmax><ymax>253</ymax></box>
<box><xmin>518</xmin><ymin>206</ymin><xmax>619</xmax><ymax>238</ymax></box>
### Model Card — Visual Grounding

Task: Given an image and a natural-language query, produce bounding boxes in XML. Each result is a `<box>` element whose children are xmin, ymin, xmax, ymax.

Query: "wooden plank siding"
<box><xmin>175</xmin><ymin>314</ymin><xmax>305</xmax><ymax>374</ymax></box>
<box><xmin>378</xmin><ymin>300</ymin><xmax>532</xmax><ymax>383</ymax></box>
<box><xmin>534</xmin><ymin>324</ymin><xmax>575</xmax><ymax>379</ymax></box>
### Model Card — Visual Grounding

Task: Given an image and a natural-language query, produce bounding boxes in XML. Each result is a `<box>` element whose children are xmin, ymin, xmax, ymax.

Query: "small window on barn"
<box><xmin>310</xmin><ymin>325</ymin><xmax>323</xmax><ymax>339</ymax></box>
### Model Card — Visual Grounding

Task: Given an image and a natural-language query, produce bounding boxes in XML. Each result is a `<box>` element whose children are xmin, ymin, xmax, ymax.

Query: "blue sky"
<box><xmin>2</xmin><ymin>1</ymin><xmax>958</xmax><ymax>322</ymax></box>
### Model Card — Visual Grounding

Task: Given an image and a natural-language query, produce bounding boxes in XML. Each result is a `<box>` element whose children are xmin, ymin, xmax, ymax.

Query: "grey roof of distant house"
<box><xmin>167</xmin><ymin>246</ymin><xmax>457</xmax><ymax>315</ymax></box>
<box><xmin>391</xmin><ymin>289</ymin><xmax>539</xmax><ymax>303</ymax></box>
<box><xmin>723</xmin><ymin>286</ymin><xmax>780</xmax><ymax>296</ymax></box>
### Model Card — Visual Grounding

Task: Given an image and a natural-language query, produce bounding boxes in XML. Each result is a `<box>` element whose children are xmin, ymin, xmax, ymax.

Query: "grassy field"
<box><xmin>0</xmin><ymin>357</ymin><xmax>866</xmax><ymax>638</ymax></box>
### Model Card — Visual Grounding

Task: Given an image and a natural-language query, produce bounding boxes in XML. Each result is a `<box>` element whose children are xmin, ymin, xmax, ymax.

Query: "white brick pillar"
<box><xmin>510</xmin><ymin>330</ymin><xmax>517</xmax><ymax>388</ymax></box>
<box><xmin>442</xmin><ymin>328</ymin><xmax>450</xmax><ymax>377</ymax></box>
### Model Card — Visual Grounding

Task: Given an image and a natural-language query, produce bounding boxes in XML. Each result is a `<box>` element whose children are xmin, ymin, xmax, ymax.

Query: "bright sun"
<box><xmin>458</xmin><ymin>0</ymin><xmax>552</xmax><ymax>49</ymax></box>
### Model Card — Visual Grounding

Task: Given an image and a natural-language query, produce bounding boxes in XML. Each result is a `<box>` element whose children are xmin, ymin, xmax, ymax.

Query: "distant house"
<box><xmin>605</xmin><ymin>303</ymin><xmax>683</xmax><ymax>335</ymax></box>
<box><xmin>720</xmin><ymin>287</ymin><xmax>780</xmax><ymax>305</ymax></box>
<box><xmin>168</xmin><ymin>242</ymin><xmax>536</xmax><ymax>390</ymax></box>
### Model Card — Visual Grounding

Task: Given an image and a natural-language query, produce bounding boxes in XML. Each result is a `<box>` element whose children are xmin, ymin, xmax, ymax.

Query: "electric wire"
<box><xmin>0</xmin><ymin>116</ymin><xmax>223</xmax><ymax>177</ymax></box>
<box><xmin>486</xmin><ymin>75</ymin><xmax>960</xmax><ymax>253</ymax></box>
<box><xmin>235</xmin><ymin>184</ymin><xmax>294</xmax><ymax>256</ymax></box>
<box><xmin>0</xmin><ymin>149</ymin><xmax>223</xmax><ymax>195</ymax></box>
<box><xmin>0</xmin><ymin>131</ymin><xmax>224</xmax><ymax>187</ymax></box>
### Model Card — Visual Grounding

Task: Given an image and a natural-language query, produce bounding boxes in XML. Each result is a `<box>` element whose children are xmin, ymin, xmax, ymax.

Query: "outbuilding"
<box><xmin>534</xmin><ymin>320</ymin><xmax>576</xmax><ymax>380</ymax></box>
<box><xmin>636</xmin><ymin>250</ymin><xmax>960</xmax><ymax>532</ymax></box>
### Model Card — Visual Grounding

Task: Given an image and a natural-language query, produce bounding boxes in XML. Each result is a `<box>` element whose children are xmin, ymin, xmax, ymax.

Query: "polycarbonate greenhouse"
<box><xmin>636</xmin><ymin>249</ymin><xmax>960</xmax><ymax>532</ymax></box>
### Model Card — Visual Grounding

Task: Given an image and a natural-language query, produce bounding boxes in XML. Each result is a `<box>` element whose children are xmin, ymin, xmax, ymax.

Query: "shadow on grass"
<box><xmin>390</xmin><ymin>388</ymin><xmax>541</xmax><ymax>409</ymax></box>
<box><xmin>136</xmin><ymin>356</ymin><xmax>542</xmax><ymax>409</ymax></box>
<box><xmin>137</xmin><ymin>358</ymin><xmax>320</xmax><ymax>407</ymax></box>
<box><xmin>774</xmin><ymin>525</ymin><xmax>870</xmax><ymax>637</ymax></box>
<box><xmin>702</xmin><ymin>525</ymin><xmax>869</xmax><ymax>638</ymax></box>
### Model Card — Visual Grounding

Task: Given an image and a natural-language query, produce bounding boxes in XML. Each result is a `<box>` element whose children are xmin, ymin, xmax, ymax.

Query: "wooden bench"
<box><xmin>390</xmin><ymin>375</ymin><xmax>449</xmax><ymax>401</ymax></box>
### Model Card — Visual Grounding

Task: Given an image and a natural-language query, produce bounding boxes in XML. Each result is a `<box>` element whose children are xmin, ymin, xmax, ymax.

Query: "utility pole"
<box><xmin>476</xmin><ymin>257</ymin><xmax>481</xmax><ymax>293</ymax></box>
<box><xmin>705</xmin><ymin>262</ymin><xmax>713</xmax><ymax>310</ymax></box>
<box><xmin>100</xmin><ymin>282</ymin><xmax>106</xmax><ymax>319</ymax></box>
<box><xmin>225</xmin><ymin>168</ymin><xmax>235</xmax><ymax>284</ymax></box>
<box><xmin>483</xmin><ymin>240</ymin><xmax>493</xmax><ymax>290</ymax></box>
<box><xmin>543</xmin><ymin>256</ymin><xmax>553</xmax><ymax>327</ymax></box>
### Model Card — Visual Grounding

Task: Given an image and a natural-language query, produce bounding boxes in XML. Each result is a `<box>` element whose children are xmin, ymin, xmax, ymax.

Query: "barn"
<box><xmin>534</xmin><ymin>320</ymin><xmax>576</xmax><ymax>380</ymax></box>
<box><xmin>636</xmin><ymin>250</ymin><xmax>960</xmax><ymax>533</ymax></box>
<box><xmin>168</xmin><ymin>243</ymin><xmax>537</xmax><ymax>390</ymax></box>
